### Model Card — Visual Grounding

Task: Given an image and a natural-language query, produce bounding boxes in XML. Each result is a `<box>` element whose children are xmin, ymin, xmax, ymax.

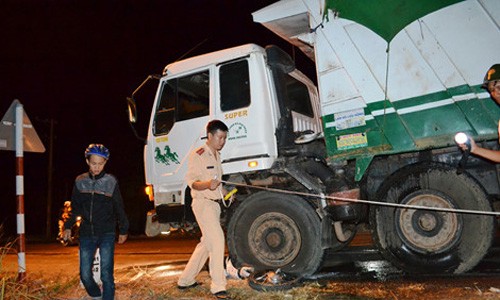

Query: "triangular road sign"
<box><xmin>0</xmin><ymin>99</ymin><xmax>46</xmax><ymax>153</ymax></box>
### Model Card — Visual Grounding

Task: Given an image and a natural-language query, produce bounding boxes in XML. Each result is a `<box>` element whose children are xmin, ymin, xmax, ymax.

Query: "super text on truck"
<box><xmin>127</xmin><ymin>0</ymin><xmax>500</xmax><ymax>276</ymax></box>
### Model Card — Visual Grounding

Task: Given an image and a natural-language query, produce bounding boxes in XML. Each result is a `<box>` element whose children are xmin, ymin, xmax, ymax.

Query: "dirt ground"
<box><xmin>3</xmin><ymin>234</ymin><xmax>500</xmax><ymax>299</ymax></box>
<box><xmin>4</xmin><ymin>265</ymin><xmax>500</xmax><ymax>300</ymax></box>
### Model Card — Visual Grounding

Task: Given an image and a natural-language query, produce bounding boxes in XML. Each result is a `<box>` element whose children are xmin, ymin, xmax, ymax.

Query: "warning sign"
<box><xmin>0</xmin><ymin>99</ymin><xmax>45</xmax><ymax>153</ymax></box>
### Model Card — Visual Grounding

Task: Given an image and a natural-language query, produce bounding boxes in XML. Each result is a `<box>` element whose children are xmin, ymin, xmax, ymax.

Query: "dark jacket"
<box><xmin>65</xmin><ymin>171</ymin><xmax>129</xmax><ymax>237</ymax></box>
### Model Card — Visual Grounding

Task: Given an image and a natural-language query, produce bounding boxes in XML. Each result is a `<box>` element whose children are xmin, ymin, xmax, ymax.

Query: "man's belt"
<box><xmin>206</xmin><ymin>198</ymin><xmax>222</xmax><ymax>202</ymax></box>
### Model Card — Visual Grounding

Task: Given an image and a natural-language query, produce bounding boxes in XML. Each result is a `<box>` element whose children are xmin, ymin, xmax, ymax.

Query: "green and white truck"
<box><xmin>128</xmin><ymin>0</ymin><xmax>500</xmax><ymax>276</ymax></box>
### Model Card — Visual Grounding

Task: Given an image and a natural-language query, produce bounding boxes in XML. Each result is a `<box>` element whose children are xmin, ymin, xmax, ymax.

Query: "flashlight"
<box><xmin>454</xmin><ymin>132</ymin><xmax>468</xmax><ymax>144</ymax></box>
<box><xmin>224</xmin><ymin>188</ymin><xmax>238</xmax><ymax>200</ymax></box>
<box><xmin>454</xmin><ymin>132</ymin><xmax>471</xmax><ymax>174</ymax></box>
<box><xmin>454</xmin><ymin>132</ymin><xmax>471</xmax><ymax>151</ymax></box>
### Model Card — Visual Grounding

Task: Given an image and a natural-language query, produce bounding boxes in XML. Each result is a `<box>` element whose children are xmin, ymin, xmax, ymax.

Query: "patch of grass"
<box><xmin>0</xmin><ymin>272</ymin><xmax>80</xmax><ymax>300</ymax></box>
<box><xmin>108</xmin><ymin>267</ymin><xmax>327</xmax><ymax>300</ymax></box>
<box><xmin>0</xmin><ymin>224</ymin><xmax>76</xmax><ymax>300</ymax></box>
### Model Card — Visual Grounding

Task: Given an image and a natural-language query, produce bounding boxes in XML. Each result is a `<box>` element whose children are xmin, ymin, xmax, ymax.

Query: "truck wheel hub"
<box><xmin>397</xmin><ymin>193</ymin><xmax>459</xmax><ymax>253</ymax></box>
<box><xmin>249</xmin><ymin>213</ymin><xmax>301</xmax><ymax>267</ymax></box>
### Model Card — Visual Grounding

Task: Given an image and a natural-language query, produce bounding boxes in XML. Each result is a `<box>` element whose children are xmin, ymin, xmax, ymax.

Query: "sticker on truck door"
<box><xmin>336</xmin><ymin>133</ymin><xmax>368</xmax><ymax>150</ymax></box>
<box><xmin>154</xmin><ymin>145</ymin><xmax>180</xmax><ymax>165</ymax></box>
<box><xmin>228</xmin><ymin>122</ymin><xmax>248</xmax><ymax>141</ymax></box>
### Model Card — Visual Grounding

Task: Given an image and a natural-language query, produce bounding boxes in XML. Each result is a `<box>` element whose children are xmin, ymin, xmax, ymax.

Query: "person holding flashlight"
<box><xmin>485</xmin><ymin>64</ymin><xmax>500</xmax><ymax>105</ymax></box>
<box><xmin>457</xmin><ymin>64</ymin><xmax>500</xmax><ymax>162</ymax></box>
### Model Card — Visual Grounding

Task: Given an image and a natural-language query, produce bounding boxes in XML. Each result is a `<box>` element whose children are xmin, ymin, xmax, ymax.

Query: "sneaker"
<box><xmin>213</xmin><ymin>290</ymin><xmax>232</xmax><ymax>299</ymax></box>
<box><xmin>177</xmin><ymin>282</ymin><xmax>200</xmax><ymax>290</ymax></box>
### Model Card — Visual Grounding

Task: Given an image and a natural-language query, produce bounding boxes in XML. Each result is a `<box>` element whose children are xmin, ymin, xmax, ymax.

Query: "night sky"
<box><xmin>0</xmin><ymin>0</ymin><xmax>313</xmax><ymax>238</ymax></box>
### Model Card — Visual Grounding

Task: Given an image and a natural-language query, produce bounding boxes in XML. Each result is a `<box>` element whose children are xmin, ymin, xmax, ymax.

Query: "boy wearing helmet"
<box><xmin>457</xmin><ymin>64</ymin><xmax>500</xmax><ymax>162</ymax></box>
<box><xmin>63</xmin><ymin>144</ymin><xmax>129</xmax><ymax>300</ymax></box>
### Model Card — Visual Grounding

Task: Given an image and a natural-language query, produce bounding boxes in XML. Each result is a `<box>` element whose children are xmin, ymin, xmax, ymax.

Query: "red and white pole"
<box><xmin>15</xmin><ymin>102</ymin><xmax>26</xmax><ymax>281</ymax></box>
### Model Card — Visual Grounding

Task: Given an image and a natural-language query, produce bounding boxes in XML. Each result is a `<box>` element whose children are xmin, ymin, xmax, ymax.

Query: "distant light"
<box><xmin>248</xmin><ymin>161</ymin><xmax>258</xmax><ymax>168</ymax></box>
<box><xmin>145</xmin><ymin>185</ymin><xmax>154</xmax><ymax>201</ymax></box>
<box><xmin>454</xmin><ymin>132</ymin><xmax>469</xmax><ymax>144</ymax></box>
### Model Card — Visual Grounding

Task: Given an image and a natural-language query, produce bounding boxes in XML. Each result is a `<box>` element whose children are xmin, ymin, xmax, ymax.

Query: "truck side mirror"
<box><xmin>127</xmin><ymin>97</ymin><xmax>137</xmax><ymax>123</ymax></box>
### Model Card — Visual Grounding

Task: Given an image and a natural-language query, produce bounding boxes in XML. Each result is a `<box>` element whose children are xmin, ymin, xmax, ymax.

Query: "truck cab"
<box><xmin>134</xmin><ymin>44</ymin><xmax>321</xmax><ymax>234</ymax></box>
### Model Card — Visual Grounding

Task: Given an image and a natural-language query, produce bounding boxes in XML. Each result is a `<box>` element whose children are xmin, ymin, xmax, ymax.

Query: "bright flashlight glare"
<box><xmin>455</xmin><ymin>132</ymin><xmax>469</xmax><ymax>144</ymax></box>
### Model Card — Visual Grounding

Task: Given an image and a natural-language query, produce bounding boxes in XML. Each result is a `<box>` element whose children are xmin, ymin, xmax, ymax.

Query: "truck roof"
<box><xmin>162</xmin><ymin>43</ymin><xmax>266</xmax><ymax>76</ymax></box>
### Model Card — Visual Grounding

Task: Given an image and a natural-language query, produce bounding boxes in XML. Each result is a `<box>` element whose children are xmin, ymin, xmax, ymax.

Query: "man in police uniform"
<box><xmin>177</xmin><ymin>120</ymin><xmax>231</xmax><ymax>300</ymax></box>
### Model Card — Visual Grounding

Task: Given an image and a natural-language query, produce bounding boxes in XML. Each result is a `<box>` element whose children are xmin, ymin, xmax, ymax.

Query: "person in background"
<box><xmin>457</xmin><ymin>64</ymin><xmax>500</xmax><ymax>162</ymax></box>
<box><xmin>177</xmin><ymin>120</ymin><xmax>232</xmax><ymax>300</ymax></box>
<box><xmin>64</xmin><ymin>144</ymin><xmax>129</xmax><ymax>300</ymax></box>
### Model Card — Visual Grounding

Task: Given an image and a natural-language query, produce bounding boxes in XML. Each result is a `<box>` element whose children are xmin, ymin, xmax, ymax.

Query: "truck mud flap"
<box><xmin>156</xmin><ymin>204</ymin><xmax>195</xmax><ymax>223</ymax></box>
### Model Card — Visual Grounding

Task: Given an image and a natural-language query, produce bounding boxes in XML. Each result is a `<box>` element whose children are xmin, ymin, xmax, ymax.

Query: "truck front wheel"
<box><xmin>371</xmin><ymin>162</ymin><xmax>495</xmax><ymax>274</ymax></box>
<box><xmin>227</xmin><ymin>191</ymin><xmax>324</xmax><ymax>276</ymax></box>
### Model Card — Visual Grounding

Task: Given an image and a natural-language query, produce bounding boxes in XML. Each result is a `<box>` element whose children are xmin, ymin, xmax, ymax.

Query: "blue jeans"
<box><xmin>79</xmin><ymin>234</ymin><xmax>116</xmax><ymax>300</ymax></box>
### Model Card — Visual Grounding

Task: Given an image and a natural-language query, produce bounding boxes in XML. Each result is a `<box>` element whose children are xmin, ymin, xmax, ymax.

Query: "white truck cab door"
<box><xmin>146</xmin><ymin>70</ymin><xmax>211</xmax><ymax>205</ymax></box>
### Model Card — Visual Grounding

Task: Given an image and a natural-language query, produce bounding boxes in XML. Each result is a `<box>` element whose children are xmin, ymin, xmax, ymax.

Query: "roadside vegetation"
<box><xmin>4</xmin><ymin>263</ymin><xmax>500</xmax><ymax>300</ymax></box>
<box><xmin>1</xmin><ymin>225</ymin><xmax>76</xmax><ymax>300</ymax></box>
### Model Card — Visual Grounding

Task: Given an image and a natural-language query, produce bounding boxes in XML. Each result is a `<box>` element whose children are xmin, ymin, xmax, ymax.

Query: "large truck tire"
<box><xmin>227</xmin><ymin>191</ymin><xmax>324</xmax><ymax>276</ymax></box>
<box><xmin>370</xmin><ymin>162</ymin><xmax>496</xmax><ymax>274</ymax></box>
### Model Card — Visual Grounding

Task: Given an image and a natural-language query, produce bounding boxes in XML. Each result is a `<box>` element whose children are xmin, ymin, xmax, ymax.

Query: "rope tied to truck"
<box><xmin>221</xmin><ymin>180</ymin><xmax>500</xmax><ymax>217</ymax></box>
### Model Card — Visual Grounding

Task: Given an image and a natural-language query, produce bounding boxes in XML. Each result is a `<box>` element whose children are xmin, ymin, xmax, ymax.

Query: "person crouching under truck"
<box><xmin>457</xmin><ymin>64</ymin><xmax>500</xmax><ymax>162</ymax></box>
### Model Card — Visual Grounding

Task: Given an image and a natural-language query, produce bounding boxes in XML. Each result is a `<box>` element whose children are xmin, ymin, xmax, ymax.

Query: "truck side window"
<box><xmin>220</xmin><ymin>60</ymin><xmax>250</xmax><ymax>111</ymax></box>
<box><xmin>153</xmin><ymin>71</ymin><xmax>210</xmax><ymax>136</ymax></box>
<box><xmin>284</xmin><ymin>75</ymin><xmax>314</xmax><ymax>118</ymax></box>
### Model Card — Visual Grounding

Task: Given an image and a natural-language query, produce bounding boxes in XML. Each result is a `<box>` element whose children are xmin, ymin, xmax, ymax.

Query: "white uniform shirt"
<box><xmin>185</xmin><ymin>143</ymin><xmax>223</xmax><ymax>200</ymax></box>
